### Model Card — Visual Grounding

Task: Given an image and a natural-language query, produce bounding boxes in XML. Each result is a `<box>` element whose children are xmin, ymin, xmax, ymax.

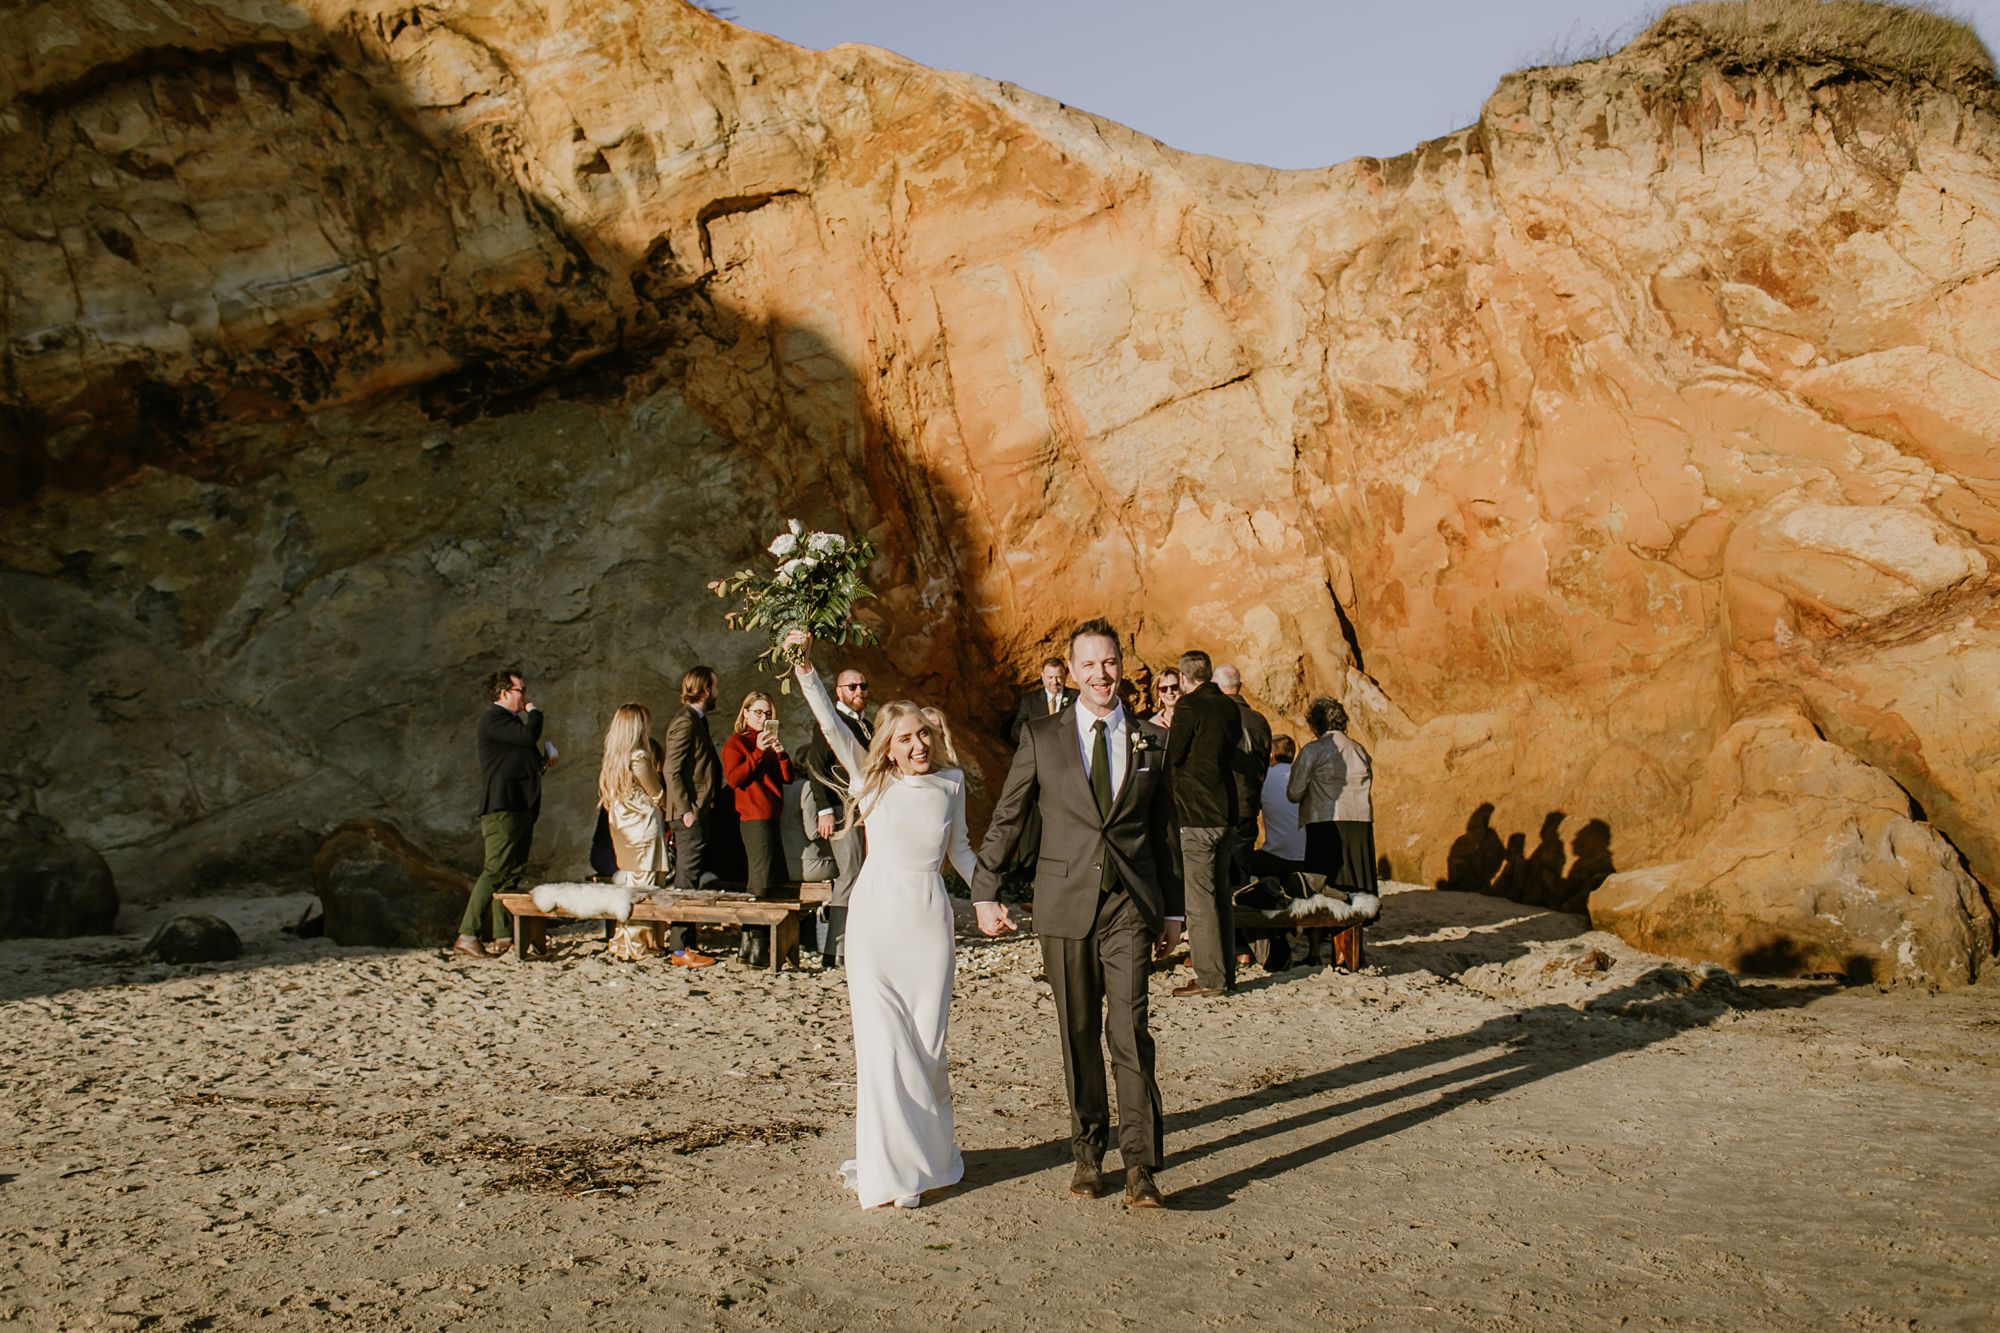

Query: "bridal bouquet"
<box><xmin>708</xmin><ymin>519</ymin><xmax>879</xmax><ymax>690</ymax></box>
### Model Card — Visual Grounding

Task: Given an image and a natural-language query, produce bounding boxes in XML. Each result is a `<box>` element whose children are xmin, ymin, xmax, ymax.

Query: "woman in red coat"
<box><xmin>723</xmin><ymin>691</ymin><xmax>796</xmax><ymax>901</ymax></box>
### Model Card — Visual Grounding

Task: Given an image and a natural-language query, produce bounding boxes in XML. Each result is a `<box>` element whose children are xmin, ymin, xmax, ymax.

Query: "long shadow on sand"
<box><xmin>959</xmin><ymin>904</ymin><xmax>1833</xmax><ymax>1208</ymax></box>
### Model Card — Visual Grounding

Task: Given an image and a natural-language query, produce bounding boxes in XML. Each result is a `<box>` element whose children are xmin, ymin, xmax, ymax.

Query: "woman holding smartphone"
<box><xmin>723</xmin><ymin>690</ymin><xmax>796</xmax><ymax>964</ymax></box>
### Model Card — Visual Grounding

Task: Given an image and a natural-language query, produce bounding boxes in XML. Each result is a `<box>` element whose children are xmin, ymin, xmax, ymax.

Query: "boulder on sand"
<box><xmin>313</xmin><ymin>818</ymin><xmax>476</xmax><ymax>948</ymax></box>
<box><xmin>0</xmin><ymin>812</ymin><xmax>119</xmax><ymax>938</ymax></box>
<box><xmin>143</xmin><ymin>914</ymin><xmax>243</xmax><ymax>964</ymax></box>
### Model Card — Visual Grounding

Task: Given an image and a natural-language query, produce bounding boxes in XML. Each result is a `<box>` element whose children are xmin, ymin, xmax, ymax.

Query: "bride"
<box><xmin>785</xmin><ymin>629</ymin><xmax>973</xmax><ymax>1210</ymax></box>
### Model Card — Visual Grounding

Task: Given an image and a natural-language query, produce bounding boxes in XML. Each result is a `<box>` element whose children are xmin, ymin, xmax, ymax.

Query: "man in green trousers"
<box><xmin>456</xmin><ymin>667</ymin><xmax>549</xmax><ymax>959</ymax></box>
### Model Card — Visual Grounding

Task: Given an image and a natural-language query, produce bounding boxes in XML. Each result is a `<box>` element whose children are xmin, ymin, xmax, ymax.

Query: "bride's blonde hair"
<box><xmin>597</xmin><ymin>703</ymin><xmax>652</xmax><ymax>810</ymax></box>
<box><xmin>841</xmin><ymin>700</ymin><xmax>961</xmax><ymax>833</ymax></box>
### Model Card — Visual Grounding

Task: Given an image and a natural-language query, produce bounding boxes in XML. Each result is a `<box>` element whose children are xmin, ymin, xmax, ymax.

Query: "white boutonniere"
<box><xmin>1130</xmin><ymin>731</ymin><xmax>1156</xmax><ymax>754</ymax></box>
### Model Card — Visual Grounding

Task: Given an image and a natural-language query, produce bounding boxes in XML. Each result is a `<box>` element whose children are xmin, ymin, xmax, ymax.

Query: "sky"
<box><xmin>726</xmin><ymin>0</ymin><xmax>2000</xmax><ymax>170</ymax></box>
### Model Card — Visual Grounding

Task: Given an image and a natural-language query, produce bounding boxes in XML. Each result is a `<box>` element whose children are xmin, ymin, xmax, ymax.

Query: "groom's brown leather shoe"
<box><xmin>1068</xmin><ymin>1160</ymin><xmax>1105</xmax><ymax>1199</ymax></box>
<box><xmin>1171</xmin><ymin>980</ymin><xmax>1228</xmax><ymax>998</ymax></box>
<box><xmin>1123</xmin><ymin>1167</ymin><xmax>1166</xmax><ymax>1209</ymax></box>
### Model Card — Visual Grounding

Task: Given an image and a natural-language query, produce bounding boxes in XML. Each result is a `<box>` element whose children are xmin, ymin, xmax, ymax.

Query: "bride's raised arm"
<box><xmin>789</xmin><ymin>632</ymin><xmax>867</xmax><ymax>783</ymax></box>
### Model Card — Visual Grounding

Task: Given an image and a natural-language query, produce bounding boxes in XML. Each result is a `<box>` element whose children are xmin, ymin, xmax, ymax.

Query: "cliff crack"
<box><xmin>696</xmin><ymin>189</ymin><xmax>808</xmax><ymax>266</ymax></box>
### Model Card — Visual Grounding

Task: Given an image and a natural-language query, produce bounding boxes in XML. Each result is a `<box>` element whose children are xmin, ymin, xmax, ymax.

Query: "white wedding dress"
<box><xmin>798</xmin><ymin>665</ymin><xmax>972</xmax><ymax>1208</ymax></box>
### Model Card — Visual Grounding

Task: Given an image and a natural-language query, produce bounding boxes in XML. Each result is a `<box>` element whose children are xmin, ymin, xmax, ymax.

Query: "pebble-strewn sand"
<box><xmin>2</xmin><ymin>886</ymin><xmax>1994</xmax><ymax>1331</ymax></box>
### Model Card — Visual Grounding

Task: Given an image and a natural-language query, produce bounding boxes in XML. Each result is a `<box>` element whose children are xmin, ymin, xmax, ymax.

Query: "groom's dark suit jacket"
<box><xmin>972</xmin><ymin>708</ymin><xmax>1183</xmax><ymax>939</ymax></box>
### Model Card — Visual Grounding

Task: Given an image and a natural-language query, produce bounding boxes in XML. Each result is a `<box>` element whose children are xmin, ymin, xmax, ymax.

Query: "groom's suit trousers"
<box><xmin>1041</xmin><ymin>888</ymin><xmax>1165</xmax><ymax>1170</ymax></box>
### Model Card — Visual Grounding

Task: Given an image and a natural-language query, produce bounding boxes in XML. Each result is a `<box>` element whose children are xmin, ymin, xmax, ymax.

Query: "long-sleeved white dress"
<box><xmin>798</xmin><ymin>665</ymin><xmax>973</xmax><ymax>1207</ymax></box>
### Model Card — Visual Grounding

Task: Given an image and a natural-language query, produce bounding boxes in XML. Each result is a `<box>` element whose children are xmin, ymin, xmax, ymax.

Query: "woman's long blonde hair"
<box><xmin>840</xmin><ymin>700</ymin><xmax>962</xmax><ymax>833</ymax></box>
<box><xmin>598</xmin><ymin>703</ymin><xmax>652</xmax><ymax>810</ymax></box>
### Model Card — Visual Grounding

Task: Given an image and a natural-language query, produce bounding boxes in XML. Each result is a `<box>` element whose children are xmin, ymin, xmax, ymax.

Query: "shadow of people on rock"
<box><xmin>1523</xmin><ymin>810</ymin><xmax>1569</xmax><ymax>907</ymax></box>
<box><xmin>1437</xmin><ymin>802</ymin><xmax>1505</xmax><ymax>893</ymax></box>
<box><xmin>1556</xmin><ymin>817</ymin><xmax>1615</xmax><ymax>912</ymax></box>
<box><xmin>1490</xmin><ymin>831</ymin><xmax>1528</xmax><ymax>901</ymax></box>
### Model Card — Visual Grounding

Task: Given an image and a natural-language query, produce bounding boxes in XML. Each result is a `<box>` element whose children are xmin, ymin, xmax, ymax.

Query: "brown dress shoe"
<box><xmin>1123</xmin><ymin>1167</ymin><xmax>1166</xmax><ymax>1209</ymax></box>
<box><xmin>452</xmin><ymin>936</ymin><xmax>494</xmax><ymax>960</ymax></box>
<box><xmin>1171</xmin><ymin>980</ymin><xmax>1228</xmax><ymax>998</ymax></box>
<box><xmin>670</xmin><ymin>949</ymin><xmax>719</xmax><ymax>969</ymax></box>
<box><xmin>1068</xmin><ymin>1160</ymin><xmax>1105</xmax><ymax>1199</ymax></box>
<box><xmin>486</xmin><ymin>937</ymin><xmax>514</xmax><ymax>957</ymax></box>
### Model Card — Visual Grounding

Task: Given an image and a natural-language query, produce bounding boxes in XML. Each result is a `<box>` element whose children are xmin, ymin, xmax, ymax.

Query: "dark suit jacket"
<box><xmin>477</xmin><ymin>704</ymin><xmax>545</xmax><ymax>815</ymax></box>
<box><xmin>1230</xmin><ymin>695</ymin><xmax>1273</xmax><ymax>825</ymax></box>
<box><xmin>662</xmin><ymin>704</ymin><xmax>721</xmax><ymax>820</ymax></box>
<box><xmin>1166</xmin><ymin>681</ymin><xmax>1243</xmax><ymax>828</ymax></box>
<box><xmin>803</xmin><ymin>705</ymin><xmax>871</xmax><ymax>829</ymax></box>
<box><xmin>1006</xmin><ymin>685</ymin><xmax>1078</xmax><ymax>746</ymax></box>
<box><xmin>972</xmin><ymin>709</ymin><xmax>1183</xmax><ymax>938</ymax></box>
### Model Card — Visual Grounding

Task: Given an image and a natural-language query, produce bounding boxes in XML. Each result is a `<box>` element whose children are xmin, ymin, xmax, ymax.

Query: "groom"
<box><xmin>972</xmin><ymin>618</ymin><xmax>1183</xmax><ymax>1208</ymax></box>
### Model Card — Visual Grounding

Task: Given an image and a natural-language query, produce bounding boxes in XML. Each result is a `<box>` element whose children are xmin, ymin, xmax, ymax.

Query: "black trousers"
<box><xmin>739</xmin><ymin>818</ymin><xmax>780</xmax><ymax>961</ymax></box>
<box><xmin>669</xmin><ymin>810</ymin><xmax>710</xmax><ymax>951</ymax></box>
<box><xmin>1041</xmin><ymin>890</ymin><xmax>1165</xmax><ymax>1171</ymax></box>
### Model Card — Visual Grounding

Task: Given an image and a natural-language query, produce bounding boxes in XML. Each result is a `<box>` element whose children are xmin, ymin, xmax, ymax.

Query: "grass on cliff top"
<box><xmin>1640</xmin><ymin>0</ymin><xmax>1997</xmax><ymax>85</ymax></box>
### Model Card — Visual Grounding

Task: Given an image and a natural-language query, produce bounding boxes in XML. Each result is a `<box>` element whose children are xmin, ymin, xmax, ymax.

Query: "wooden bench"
<box><xmin>496</xmin><ymin>882</ymin><xmax>831</xmax><ymax>971</ymax></box>
<box><xmin>1234</xmin><ymin>908</ymin><xmax>1366</xmax><ymax>971</ymax></box>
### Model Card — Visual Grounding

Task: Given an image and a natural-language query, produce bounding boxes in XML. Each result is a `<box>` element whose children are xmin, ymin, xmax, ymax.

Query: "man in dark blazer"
<box><xmin>457</xmin><ymin>667</ymin><xmax>547</xmax><ymax>959</ymax></box>
<box><xmin>1006</xmin><ymin>657</ymin><xmax>1078</xmax><ymax>746</ymax></box>
<box><xmin>973</xmin><ymin>618</ymin><xmax>1183</xmax><ymax>1209</ymax></box>
<box><xmin>1215</xmin><ymin>662</ymin><xmax>1274</xmax><ymax>887</ymax></box>
<box><xmin>663</xmin><ymin>664</ymin><xmax>723</xmax><ymax>968</ymax></box>
<box><xmin>1166</xmin><ymin>650</ymin><xmax>1245</xmax><ymax>997</ymax></box>
<box><xmin>803</xmin><ymin>664</ymin><xmax>873</xmax><ymax>967</ymax></box>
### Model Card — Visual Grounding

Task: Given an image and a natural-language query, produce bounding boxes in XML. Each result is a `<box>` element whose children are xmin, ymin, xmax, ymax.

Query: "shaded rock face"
<box><xmin>143</xmin><ymin>913</ymin><xmax>243</xmax><ymax>964</ymax></box>
<box><xmin>312</xmin><ymin>818</ymin><xmax>474</xmax><ymax>948</ymax></box>
<box><xmin>0</xmin><ymin>812</ymin><xmax>120</xmax><ymax>938</ymax></box>
<box><xmin>1</xmin><ymin>3</ymin><xmax>1995</xmax><ymax>979</ymax></box>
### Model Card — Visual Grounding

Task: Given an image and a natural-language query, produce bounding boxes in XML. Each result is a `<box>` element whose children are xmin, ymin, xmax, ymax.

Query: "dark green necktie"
<box><xmin>1090</xmin><ymin>720</ymin><xmax>1115</xmax><ymax>890</ymax></box>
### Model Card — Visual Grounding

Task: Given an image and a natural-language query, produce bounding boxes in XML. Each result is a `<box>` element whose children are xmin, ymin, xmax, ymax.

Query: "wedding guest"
<box><xmin>1165</xmin><ymin>650</ymin><xmax>1244</xmax><ymax>997</ymax></box>
<box><xmin>662</xmin><ymin>665</ymin><xmax>722</xmax><ymax>969</ymax></box>
<box><xmin>1251</xmin><ymin>736</ymin><xmax>1307</xmax><ymax>875</ymax></box>
<box><xmin>1214</xmin><ymin>663</ymin><xmax>1272</xmax><ymax>888</ymax></box>
<box><xmin>1007</xmin><ymin>657</ymin><xmax>1076</xmax><ymax>745</ymax></box>
<box><xmin>804</xmin><ymin>666</ymin><xmax>873</xmax><ymax>968</ymax></box>
<box><xmin>598</xmin><ymin>704</ymin><xmax>669</xmax><ymax>962</ymax></box>
<box><xmin>1288</xmin><ymin>698</ymin><xmax>1378</xmax><ymax>904</ymax></box>
<box><xmin>724</xmin><ymin>690</ymin><xmax>796</xmax><ymax>965</ymax></box>
<box><xmin>456</xmin><ymin>667</ymin><xmax>545</xmax><ymax>960</ymax></box>
<box><xmin>1146</xmin><ymin>669</ymin><xmax>1182</xmax><ymax>727</ymax></box>
<box><xmin>780</xmin><ymin>775</ymin><xmax>840</xmax><ymax>884</ymax></box>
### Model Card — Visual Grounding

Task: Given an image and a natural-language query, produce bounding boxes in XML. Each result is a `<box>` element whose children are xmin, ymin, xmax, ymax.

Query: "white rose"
<box><xmin>769</xmin><ymin>531</ymin><xmax>799</xmax><ymax>558</ymax></box>
<box><xmin>778</xmin><ymin>557</ymin><xmax>808</xmax><ymax>582</ymax></box>
<box><xmin>808</xmin><ymin>531</ymin><xmax>844</xmax><ymax>555</ymax></box>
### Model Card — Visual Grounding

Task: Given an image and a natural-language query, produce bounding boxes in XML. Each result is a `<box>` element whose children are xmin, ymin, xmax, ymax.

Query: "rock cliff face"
<box><xmin>2</xmin><ymin>1</ymin><xmax>1994</xmax><ymax>981</ymax></box>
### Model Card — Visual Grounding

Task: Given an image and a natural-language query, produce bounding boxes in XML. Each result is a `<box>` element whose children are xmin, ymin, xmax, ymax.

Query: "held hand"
<box><xmin>974</xmin><ymin>901</ymin><xmax>1016</xmax><ymax>937</ymax></box>
<box><xmin>783</xmin><ymin>628</ymin><xmax>813</xmax><ymax>665</ymax></box>
<box><xmin>1158</xmin><ymin>918</ymin><xmax>1184</xmax><ymax>953</ymax></box>
<box><xmin>681</xmin><ymin>812</ymin><xmax>696</xmax><ymax>828</ymax></box>
<box><xmin>816</xmin><ymin>813</ymin><xmax>836</xmax><ymax>840</ymax></box>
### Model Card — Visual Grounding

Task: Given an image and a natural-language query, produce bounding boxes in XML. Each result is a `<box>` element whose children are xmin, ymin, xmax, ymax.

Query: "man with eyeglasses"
<box><xmin>803</xmin><ymin>667</ymin><xmax>873</xmax><ymax>968</ymax></box>
<box><xmin>459</xmin><ymin>667</ymin><xmax>549</xmax><ymax>959</ymax></box>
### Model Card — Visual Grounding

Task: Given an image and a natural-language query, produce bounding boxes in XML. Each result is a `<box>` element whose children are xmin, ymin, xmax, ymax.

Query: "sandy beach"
<box><xmin>2</xmin><ymin>885</ymin><xmax>1994</xmax><ymax>1331</ymax></box>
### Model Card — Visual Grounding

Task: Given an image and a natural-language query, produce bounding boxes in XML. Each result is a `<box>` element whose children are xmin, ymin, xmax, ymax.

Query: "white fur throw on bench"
<box><xmin>528</xmin><ymin>882</ymin><xmax>636</xmax><ymax>921</ymax></box>
<box><xmin>1287</xmin><ymin>891</ymin><xmax>1382</xmax><ymax>923</ymax></box>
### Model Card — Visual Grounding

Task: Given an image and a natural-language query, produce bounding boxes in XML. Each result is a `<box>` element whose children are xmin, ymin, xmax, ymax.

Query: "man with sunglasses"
<box><xmin>803</xmin><ymin>667</ymin><xmax>873</xmax><ymax>968</ymax></box>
